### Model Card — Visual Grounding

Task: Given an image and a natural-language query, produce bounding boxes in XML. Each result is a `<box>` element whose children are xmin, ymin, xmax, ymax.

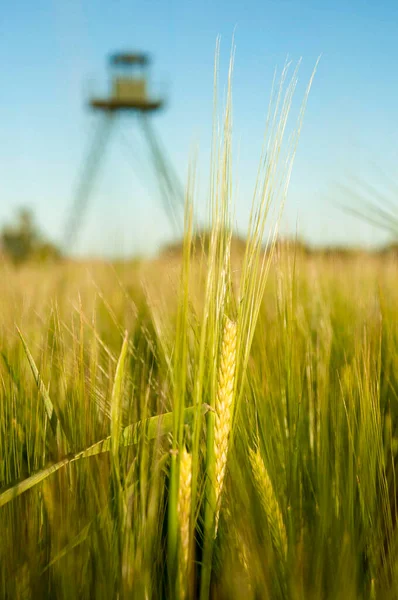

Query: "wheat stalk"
<box><xmin>249</xmin><ymin>447</ymin><xmax>287</xmax><ymax>560</ymax></box>
<box><xmin>178</xmin><ymin>447</ymin><xmax>192</xmax><ymax>597</ymax></box>
<box><xmin>214</xmin><ymin>317</ymin><xmax>237</xmax><ymax>536</ymax></box>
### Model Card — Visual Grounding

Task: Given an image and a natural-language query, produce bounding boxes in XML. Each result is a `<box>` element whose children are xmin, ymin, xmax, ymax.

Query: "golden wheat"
<box><xmin>214</xmin><ymin>317</ymin><xmax>237</xmax><ymax>536</ymax></box>
<box><xmin>178</xmin><ymin>446</ymin><xmax>192</xmax><ymax>595</ymax></box>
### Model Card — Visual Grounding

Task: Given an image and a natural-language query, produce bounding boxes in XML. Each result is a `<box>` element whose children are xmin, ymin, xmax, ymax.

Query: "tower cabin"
<box><xmin>90</xmin><ymin>52</ymin><xmax>164</xmax><ymax>112</ymax></box>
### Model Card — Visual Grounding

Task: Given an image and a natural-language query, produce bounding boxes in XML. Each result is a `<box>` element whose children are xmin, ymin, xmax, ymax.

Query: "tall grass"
<box><xmin>1</xmin><ymin>49</ymin><xmax>398</xmax><ymax>599</ymax></box>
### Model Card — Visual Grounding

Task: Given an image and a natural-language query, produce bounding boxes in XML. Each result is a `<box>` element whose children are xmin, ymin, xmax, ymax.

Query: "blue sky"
<box><xmin>1</xmin><ymin>0</ymin><xmax>397</xmax><ymax>256</ymax></box>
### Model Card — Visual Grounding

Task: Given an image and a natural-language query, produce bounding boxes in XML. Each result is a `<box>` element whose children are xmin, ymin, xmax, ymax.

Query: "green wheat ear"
<box><xmin>249</xmin><ymin>447</ymin><xmax>287</xmax><ymax>561</ymax></box>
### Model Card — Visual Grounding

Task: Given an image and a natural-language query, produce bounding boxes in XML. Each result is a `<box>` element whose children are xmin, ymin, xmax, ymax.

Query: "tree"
<box><xmin>0</xmin><ymin>208</ymin><xmax>61</xmax><ymax>265</ymax></box>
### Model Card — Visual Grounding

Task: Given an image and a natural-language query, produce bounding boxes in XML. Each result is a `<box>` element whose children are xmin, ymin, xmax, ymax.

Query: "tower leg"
<box><xmin>63</xmin><ymin>114</ymin><xmax>115</xmax><ymax>251</ymax></box>
<box><xmin>140</xmin><ymin>115</ymin><xmax>185</xmax><ymax>236</ymax></box>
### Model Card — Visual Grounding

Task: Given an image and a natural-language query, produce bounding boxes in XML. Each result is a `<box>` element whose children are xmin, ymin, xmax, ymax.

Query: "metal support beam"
<box><xmin>63</xmin><ymin>114</ymin><xmax>115</xmax><ymax>251</ymax></box>
<box><xmin>62</xmin><ymin>112</ymin><xmax>185</xmax><ymax>251</ymax></box>
<box><xmin>140</xmin><ymin>115</ymin><xmax>185</xmax><ymax>236</ymax></box>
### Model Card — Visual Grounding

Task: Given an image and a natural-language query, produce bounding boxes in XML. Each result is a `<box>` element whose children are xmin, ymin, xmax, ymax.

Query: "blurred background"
<box><xmin>0</xmin><ymin>0</ymin><xmax>397</xmax><ymax>260</ymax></box>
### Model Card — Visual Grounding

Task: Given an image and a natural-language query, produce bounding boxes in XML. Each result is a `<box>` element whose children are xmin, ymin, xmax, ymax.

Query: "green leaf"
<box><xmin>0</xmin><ymin>404</ymin><xmax>210</xmax><ymax>509</ymax></box>
<box><xmin>0</xmin><ymin>457</ymin><xmax>70</xmax><ymax>509</ymax></box>
<box><xmin>16</xmin><ymin>327</ymin><xmax>61</xmax><ymax>442</ymax></box>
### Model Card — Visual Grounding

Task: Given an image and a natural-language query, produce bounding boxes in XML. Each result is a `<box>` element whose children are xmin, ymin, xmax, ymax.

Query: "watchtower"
<box><xmin>63</xmin><ymin>51</ymin><xmax>183</xmax><ymax>250</ymax></box>
<box><xmin>91</xmin><ymin>52</ymin><xmax>164</xmax><ymax>112</ymax></box>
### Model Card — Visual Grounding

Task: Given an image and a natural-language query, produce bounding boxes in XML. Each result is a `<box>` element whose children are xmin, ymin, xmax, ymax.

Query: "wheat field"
<box><xmin>2</xmin><ymin>247</ymin><xmax>398</xmax><ymax>599</ymax></box>
<box><xmin>2</xmin><ymin>60</ymin><xmax>398</xmax><ymax>599</ymax></box>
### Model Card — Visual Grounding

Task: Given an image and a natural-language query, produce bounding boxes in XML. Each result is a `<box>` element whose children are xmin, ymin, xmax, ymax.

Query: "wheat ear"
<box><xmin>214</xmin><ymin>317</ymin><xmax>237</xmax><ymax>536</ymax></box>
<box><xmin>249</xmin><ymin>447</ymin><xmax>287</xmax><ymax>560</ymax></box>
<box><xmin>224</xmin><ymin>505</ymin><xmax>252</xmax><ymax>585</ymax></box>
<box><xmin>178</xmin><ymin>447</ymin><xmax>192</xmax><ymax>596</ymax></box>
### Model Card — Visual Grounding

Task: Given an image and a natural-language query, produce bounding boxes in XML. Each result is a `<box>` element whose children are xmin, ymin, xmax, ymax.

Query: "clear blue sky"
<box><xmin>1</xmin><ymin>0</ymin><xmax>397</xmax><ymax>256</ymax></box>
